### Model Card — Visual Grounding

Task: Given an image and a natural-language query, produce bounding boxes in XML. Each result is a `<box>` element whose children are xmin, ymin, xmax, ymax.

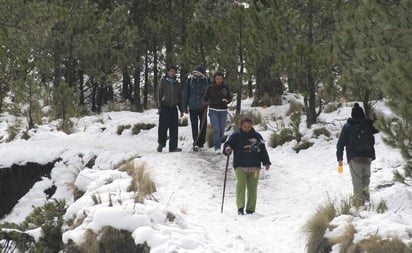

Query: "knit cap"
<box><xmin>351</xmin><ymin>103</ymin><xmax>365</xmax><ymax>119</ymax></box>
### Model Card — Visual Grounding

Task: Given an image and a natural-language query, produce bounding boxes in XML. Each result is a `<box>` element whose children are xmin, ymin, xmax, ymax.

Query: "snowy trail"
<box><xmin>135</xmin><ymin>127</ymin><xmax>354</xmax><ymax>253</ymax></box>
<box><xmin>49</xmin><ymin>126</ymin><xmax>354</xmax><ymax>252</ymax></box>
<box><xmin>3</xmin><ymin>108</ymin><xmax>408</xmax><ymax>252</ymax></box>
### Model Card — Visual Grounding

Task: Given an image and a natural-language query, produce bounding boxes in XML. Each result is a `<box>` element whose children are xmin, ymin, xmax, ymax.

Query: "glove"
<box><xmin>224</xmin><ymin>147</ymin><xmax>232</xmax><ymax>155</ymax></box>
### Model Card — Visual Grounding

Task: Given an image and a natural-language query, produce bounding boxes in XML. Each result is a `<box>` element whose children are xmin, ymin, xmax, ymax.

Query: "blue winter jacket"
<box><xmin>336</xmin><ymin>118</ymin><xmax>378</xmax><ymax>162</ymax></box>
<box><xmin>182</xmin><ymin>76</ymin><xmax>210</xmax><ymax>112</ymax></box>
<box><xmin>223</xmin><ymin>128</ymin><xmax>271</xmax><ymax>169</ymax></box>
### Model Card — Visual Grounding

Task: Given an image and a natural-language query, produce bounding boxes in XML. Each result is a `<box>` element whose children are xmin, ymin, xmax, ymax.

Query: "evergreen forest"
<box><xmin>0</xmin><ymin>0</ymin><xmax>410</xmax><ymax>168</ymax></box>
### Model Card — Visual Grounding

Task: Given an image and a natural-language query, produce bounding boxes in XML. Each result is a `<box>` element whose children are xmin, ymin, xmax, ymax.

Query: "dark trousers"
<box><xmin>189</xmin><ymin>110</ymin><xmax>207</xmax><ymax>147</ymax></box>
<box><xmin>158</xmin><ymin>106</ymin><xmax>178</xmax><ymax>151</ymax></box>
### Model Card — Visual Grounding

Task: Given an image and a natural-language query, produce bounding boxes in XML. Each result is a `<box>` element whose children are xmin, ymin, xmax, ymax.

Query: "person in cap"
<box><xmin>157</xmin><ymin>65</ymin><xmax>184</xmax><ymax>152</ymax></box>
<box><xmin>223</xmin><ymin>116</ymin><xmax>271</xmax><ymax>215</ymax></box>
<box><xmin>336</xmin><ymin>103</ymin><xmax>378</xmax><ymax>206</ymax></box>
<box><xmin>182</xmin><ymin>64</ymin><xmax>211</xmax><ymax>151</ymax></box>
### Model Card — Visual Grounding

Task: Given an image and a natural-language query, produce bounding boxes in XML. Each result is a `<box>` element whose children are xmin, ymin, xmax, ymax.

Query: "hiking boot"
<box><xmin>169</xmin><ymin>148</ymin><xmax>182</xmax><ymax>152</ymax></box>
<box><xmin>192</xmin><ymin>146</ymin><xmax>200</xmax><ymax>152</ymax></box>
<box><xmin>157</xmin><ymin>145</ymin><xmax>163</xmax><ymax>152</ymax></box>
<box><xmin>246</xmin><ymin>210</ymin><xmax>254</xmax><ymax>215</ymax></box>
<box><xmin>238</xmin><ymin>208</ymin><xmax>244</xmax><ymax>215</ymax></box>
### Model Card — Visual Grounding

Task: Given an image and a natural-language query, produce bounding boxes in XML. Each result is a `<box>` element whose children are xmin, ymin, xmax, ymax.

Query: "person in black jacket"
<box><xmin>223</xmin><ymin>116</ymin><xmax>271</xmax><ymax>215</ymax></box>
<box><xmin>336</xmin><ymin>103</ymin><xmax>378</xmax><ymax>206</ymax></box>
<box><xmin>157</xmin><ymin>65</ymin><xmax>183</xmax><ymax>152</ymax></box>
<box><xmin>203</xmin><ymin>71</ymin><xmax>232</xmax><ymax>154</ymax></box>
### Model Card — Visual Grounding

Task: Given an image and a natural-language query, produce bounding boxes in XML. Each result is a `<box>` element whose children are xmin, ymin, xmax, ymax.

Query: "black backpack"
<box><xmin>348</xmin><ymin>121</ymin><xmax>374</xmax><ymax>152</ymax></box>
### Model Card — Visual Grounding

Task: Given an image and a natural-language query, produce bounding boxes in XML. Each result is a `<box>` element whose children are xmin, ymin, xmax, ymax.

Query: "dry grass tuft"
<box><xmin>79</xmin><ymin>229</ymin><xmax>99</xmax><ymax>253</ymax></box>
<box><xmin>304</xmin><ymin>202</ymin><xmax>336</xmax><ymax>253</ymax></box>
<box><xmin>120</xmin><ymin>161</ymin><xmax>156</xmax><ymax>203</ymax></box>
<box><xmin>166</xmin><ymin>211</ymin><xmax>176</xmax><ymax>222</ymax></box>
<box><xmin>206</xmin><ymin>125</ymin><xmax>214</xmax><ymax>148</ymax></box>
<box><xmin>329</xmin><ymin>224</ymin><xmax>357</xmax><ymax>253</ymax></box>
<box><xmin>76</xmin><ymin>226</ymin><xmax>150</xmax><ymax>253</ymax></box>
<box><xmin>286</xmin><ymin>99</ymin><xmax>304</xmax><ymax>116</ymax></box>
<box><xmin>358</xmin><ymin>235</ymin><xmax>407</xmax><ymax>253</ymax></box>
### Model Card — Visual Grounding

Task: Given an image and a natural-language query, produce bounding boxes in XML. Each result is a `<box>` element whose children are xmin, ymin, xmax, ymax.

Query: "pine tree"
<box><xmin>338</xmin><ymin>0</ymin><xmax>411</xmax><ymax>181</ymax></box>
<box><xmin>334</xmin><ymin>0</ymin><xmax>385</xmax><ymax>116</ymax></box>
<box><xmin>372</xmin><ymin>0</ymin><xmax>411</xmax><ymax>182</ymax></box>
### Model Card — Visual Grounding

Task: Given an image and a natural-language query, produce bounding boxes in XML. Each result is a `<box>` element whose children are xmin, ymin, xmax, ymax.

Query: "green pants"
<box><xmin>235</xmin><ymin>168</ymin><xmax>260</xmax><ymax>212</ymax></box>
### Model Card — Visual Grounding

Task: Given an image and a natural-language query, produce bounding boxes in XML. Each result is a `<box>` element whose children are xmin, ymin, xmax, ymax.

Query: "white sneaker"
<box><xmin>215</xmin><ymin>150</ymin><xmax>221</xmax><ymax>155</ymax></box>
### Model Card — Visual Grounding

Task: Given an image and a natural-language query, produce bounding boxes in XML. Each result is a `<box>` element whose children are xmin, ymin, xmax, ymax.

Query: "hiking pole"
<box><xmin>221</xmin><ymin>153</ymin><xmax>231</xmax><ymax>213</ymax></box>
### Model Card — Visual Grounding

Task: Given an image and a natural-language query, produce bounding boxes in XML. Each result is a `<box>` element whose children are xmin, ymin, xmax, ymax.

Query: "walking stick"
<box><xmin>221</xmin><ymin>153</ymin><xmax>231</xmax><ymax>213</ymax></box>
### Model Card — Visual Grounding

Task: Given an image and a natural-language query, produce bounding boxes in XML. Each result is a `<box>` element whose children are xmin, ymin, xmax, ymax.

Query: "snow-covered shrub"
<box><xmin>119</xmin><ymin>161</ymin><xmax>156</xmax><ymax>203</ymax></box>
<box><xmin>6</xmin><ymin>125</ymin><xmax>18</xmax><ymax>142</ymax></box>
<box><xmin>307</xmin><ymin>200</ymin><xmax>412</xmax><ymax>253</ymax></box>
<box><xmin>269</xmin><ymin>128</ymin><xmax>294</xmax><ymax>148</ymax></box>
<box><xmin>293</xmin><ymin>140</ymin><xmax>314</xmax><ymax>153</ymax></box>
<box><xmin>323</xmin><ymin>103</ymin><xmax>340</xmax><ymax>113</ymax></box>
<box><xmin>286</xmin><ymin>98</ymin><xmax>304</xmax><ymax>116</ymax></box>
<box><xmin>312</xmin><ymin>127</ymin><xmax>331</xmax><ymax>139</ymax></box>
<box><xmin>132</xmin><ymin>123</ymin><xmax>155</xmax><ymax>135</ymax></box>
<box><xmin>57</xmin><ymin>119</ymin><xmax>74</xmax><ymax>134</ymax></box>
<box><xmin>303</xmin><ymin>202</ymin><xmax>335</xmax><ymax>253</ymax></box>
<box><xmin>357</xmin><ymin>235</ymin><xmax>407</xmax><ymax>253</ymax></box>
<box><xmin>376</xmin><ymin>199</ymin><xmax>388</xmax><ymax>214</ymax></box>
<box><xmin>328</xmin><ymin>224</ymin><xmax>357</xmax><ymax>253</ymax></box>
<box><xmin>0</xmin><ymin>200</ymin><xmax>66</xmax><ymax>253</ymax></box>
<box><xmin>66</xmin><ymin>227</ymin><xmax>150</xmax><ymax>253</ymax></box>
<box><xmin>290</xmin><ymin>111</ymin><xmax>302</xmax><ymax>142</ymax></box>
<box><xmin>117</xmin><ymin>124</ymin><xmax>131</xmax><ymax>135</ymax></box>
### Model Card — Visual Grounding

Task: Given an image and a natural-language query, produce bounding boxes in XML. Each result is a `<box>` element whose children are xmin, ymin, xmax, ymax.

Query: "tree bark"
<box><xmin>133</xmin><ymin>67</ymin><xmax>143</xmax><ymax>112</ymax></box>
<box><xmin>253</xmin><ymin>56</ymin><xmax>282</xmax><ymax>107</ymax></box>
<box><xmin>122</xmin><ymin>69</ymin><xmax>131</xmax><ymax>102</ymax></box>
<box><xmin>143</xmin><ymin>51</ymin><xmax>149</xmax><ymax>109</ymax></box>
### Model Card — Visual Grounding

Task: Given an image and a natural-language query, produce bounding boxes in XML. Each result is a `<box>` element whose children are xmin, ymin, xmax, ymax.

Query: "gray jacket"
<box><xmin>157</xmin><ymin>75</ymin><xmax>183</xmax><ymax>109</ymax></box>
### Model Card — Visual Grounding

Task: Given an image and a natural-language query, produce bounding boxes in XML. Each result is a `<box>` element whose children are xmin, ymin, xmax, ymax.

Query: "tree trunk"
<box><xmin>91</xmin><ymin>78</ymin><xmax>97</xmax><ymax>112</ymax></box>
<box><xmin>78</xmin><ymin>70</ymin><xmax>85</xmax><ymax>105</ymax></box>
<box><xmin>96</xmin><ymin>83</ymin><xmax>103</xmax><ymax>113</ymax></box>
<box><xmin>305</xmin><ymin>68</ymin><xmax>317</xmax><ymax>128</ymax></box>
<box><xmin>253</xmin><ymin>56</ymin><xmax>282</xmax><ymax>107</ymax></box>
<box><xmin>153</xmin><ymin>44</ymin><xmax>159</xmax><ymax>105</ymax></box>
<box><xmin>52</xmin><ymin>23</ymin><xmax>63</xmax><ymax>88</ymax></box>
<box><xmin>66</xmin><ymin>36</ymin><xmax>76</xmax><ymax>88</ymax></box>
<box><xmin>143</xmin><ymin>51</ymin><xmax>149</xmax><ymax>109</ymax></box>
<box><xmin>122</xmin><ymin>69</ymin><xmax>131</xmax><ymax>102</ymax></box>
<box><xmin>133</xmin><ymin>68</ymin><xmax>143</xmax><ymax>112</ymax></box>
<box><xmin>305</xmin><ymin>0</ymin><xmax>318</xmax><ymax>128</ymax></box>
<box><xmin>27</xmin><ymin>79</ymin><xmax>34</xmax><ymax>129</ymax></box>
<box><xmin>247</xmin><ymin>80</ymin><xmax>253</xmax><ymax>98</ymax></box>
<box><xmin>165</xmin><ymin>1</ymin><xmax>174</xmax><ymax>68</ymax></box>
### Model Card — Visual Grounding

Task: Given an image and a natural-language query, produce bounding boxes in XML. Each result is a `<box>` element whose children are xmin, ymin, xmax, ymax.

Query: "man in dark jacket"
<box><xmin>182</xmin><ymin>64</ymin><xmax>211</xmax><ymax>151</ymax></box>
<box><xmin>336</xmin><ymin>103</ymin><xmax>378</xmax><ymax>206</ymax></box>
<box><xmin>223</xmin><ymin>116</ymin><xmax>271</xmax><ymax>215</ymax></box>
<box><xmin>157</xmin><ymin>65</ymin><xmax>183</xmax><ymax>152</ymax></box>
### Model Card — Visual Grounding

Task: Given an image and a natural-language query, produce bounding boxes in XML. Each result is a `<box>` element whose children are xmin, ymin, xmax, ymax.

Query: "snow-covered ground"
<box><xmin>0</xmin><ymin>97</ymin><xmax>411</xmax><ymax>252</ymax></box>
